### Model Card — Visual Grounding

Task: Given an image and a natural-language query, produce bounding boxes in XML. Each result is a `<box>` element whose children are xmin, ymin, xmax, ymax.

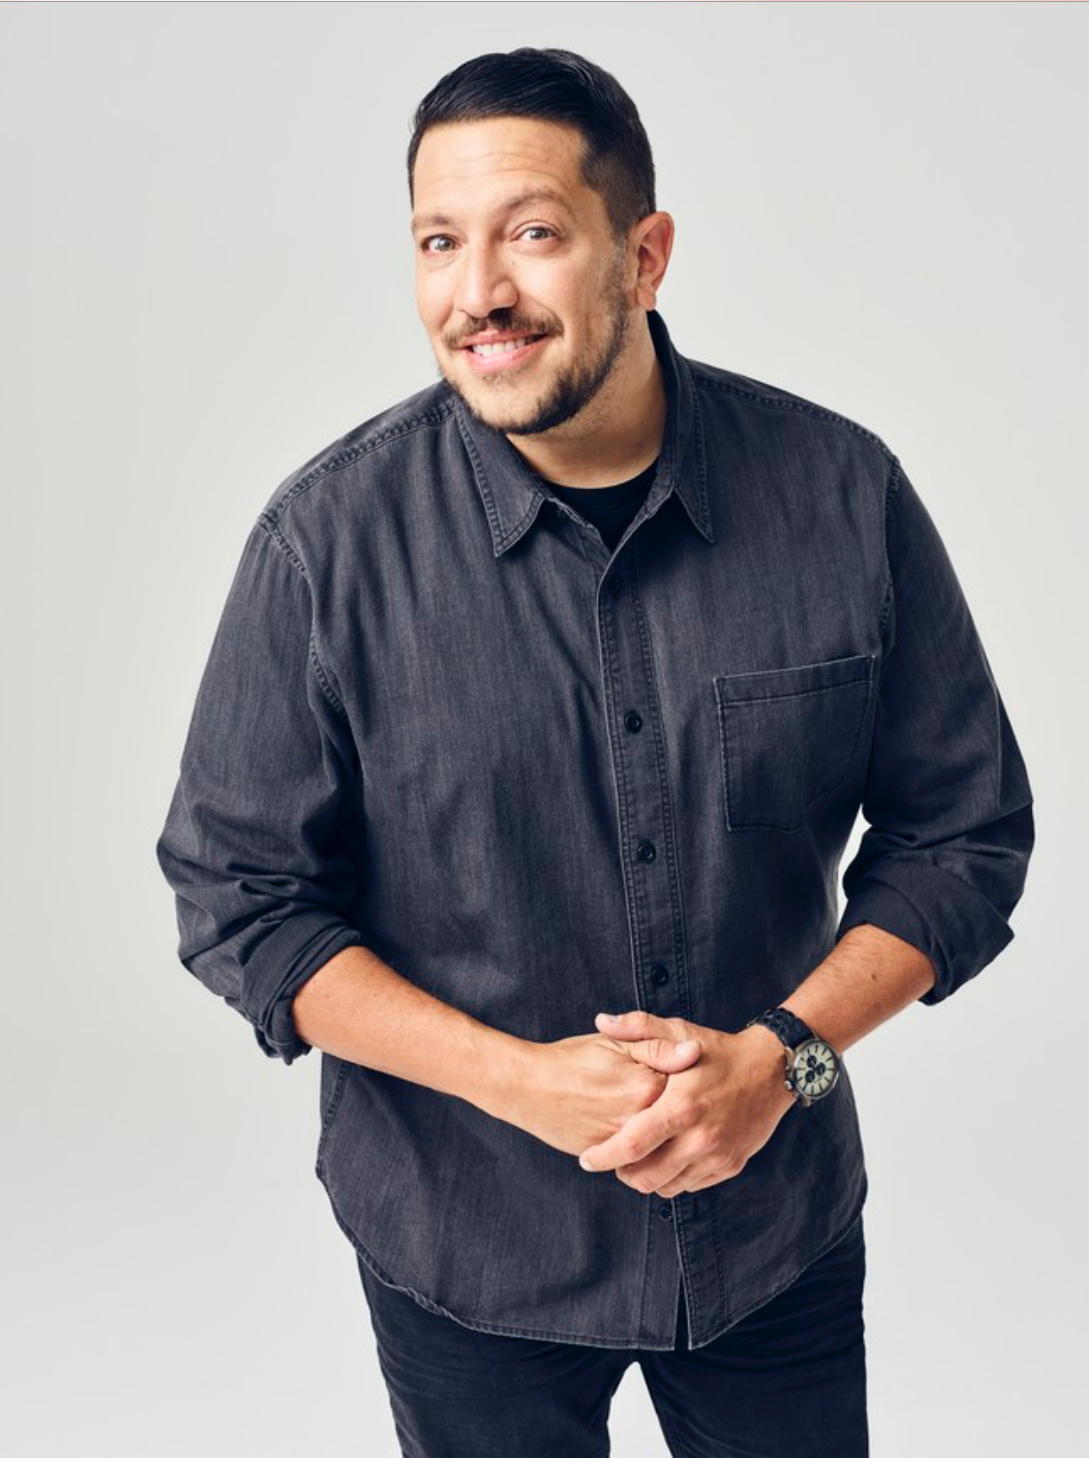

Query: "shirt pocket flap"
<box><xmin>713</xmin><ymin>652</ymin><xmax>876</xmax><ymax>832</ymax></box>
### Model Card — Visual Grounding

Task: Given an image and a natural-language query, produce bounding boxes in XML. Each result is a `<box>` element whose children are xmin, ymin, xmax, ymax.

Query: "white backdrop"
<box><xmin>1</xmin><ymin>3</ymin><xmax>1082</xmax><ymax>1454</ymax></box>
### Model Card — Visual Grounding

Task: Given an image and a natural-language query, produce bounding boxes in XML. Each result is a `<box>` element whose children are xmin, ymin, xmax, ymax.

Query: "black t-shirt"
<box><xmin>541</xmin><ymin>456</ymin><xmax>659</xmax><ymax>553</ymax></box>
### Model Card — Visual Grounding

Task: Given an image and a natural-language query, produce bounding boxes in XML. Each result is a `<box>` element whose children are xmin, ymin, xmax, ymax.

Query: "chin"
<box><xmin>466</xmin><ymin>397</ymin><xmax>531</xmax><ymax>433</ymax></box>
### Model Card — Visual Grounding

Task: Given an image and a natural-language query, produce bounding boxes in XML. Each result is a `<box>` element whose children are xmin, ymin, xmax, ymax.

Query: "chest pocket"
<box><xmin>713</xmin><ymin>653</ymin><xmax>876</xmax><ymax>832</ymax></box>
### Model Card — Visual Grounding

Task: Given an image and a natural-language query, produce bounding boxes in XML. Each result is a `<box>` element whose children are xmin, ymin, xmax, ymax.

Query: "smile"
<box><xmin>461</xmin><ymin>335</ymin><xmax>549</xmax><ymax>373</ymax></box>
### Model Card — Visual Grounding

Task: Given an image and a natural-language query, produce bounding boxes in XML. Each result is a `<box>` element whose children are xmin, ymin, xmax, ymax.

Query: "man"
<box><xmin>155</xmin><ymin>46</ymin><xmax>1034</xmax><ymax>1458</ymax></box>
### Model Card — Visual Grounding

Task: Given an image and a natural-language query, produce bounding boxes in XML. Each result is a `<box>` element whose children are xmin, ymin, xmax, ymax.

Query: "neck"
<box><xmin>504</xmin><ymin>317</ymin><xmax>667</xmax><ymax>490</ymax></box>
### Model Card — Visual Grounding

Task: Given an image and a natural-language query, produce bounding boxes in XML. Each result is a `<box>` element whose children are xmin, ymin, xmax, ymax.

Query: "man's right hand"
<box><xmin>504</xmin><ymin>1025</ymin><xmax>703</xmax><ymax>1159</ymax></box>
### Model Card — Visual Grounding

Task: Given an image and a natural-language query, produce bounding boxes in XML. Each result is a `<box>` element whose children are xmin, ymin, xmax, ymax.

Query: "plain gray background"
<box><xmin>2</xmin><ymin>3</ymin><xmax>1083</xmax><ymax>1454</ymax></box>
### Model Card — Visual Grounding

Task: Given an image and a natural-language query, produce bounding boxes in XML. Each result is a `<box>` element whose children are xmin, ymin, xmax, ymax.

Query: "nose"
<box><xmin>453</xmin><ymin>243</ymin><xmax>518</xmax><ymax>323</ymax></box>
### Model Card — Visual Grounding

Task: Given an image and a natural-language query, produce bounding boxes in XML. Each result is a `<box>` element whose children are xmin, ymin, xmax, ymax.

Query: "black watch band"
<box><xmin>746</xmin><ymin>1005</ymin><xmax>817</xmax><ymax>1051</ymax></box>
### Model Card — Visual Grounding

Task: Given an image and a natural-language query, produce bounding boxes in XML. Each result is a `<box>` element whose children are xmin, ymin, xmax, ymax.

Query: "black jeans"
<box><xmin>356</xmin><ymin>1210</ymin><xmax>868</xmax><ymax>1457</ymax></box>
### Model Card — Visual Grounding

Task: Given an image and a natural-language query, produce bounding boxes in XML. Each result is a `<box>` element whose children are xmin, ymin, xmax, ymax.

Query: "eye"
<box><xmin>419</xmin><ymin>225</ymin><xmax>558</xmax><ymax>255</ymax></box>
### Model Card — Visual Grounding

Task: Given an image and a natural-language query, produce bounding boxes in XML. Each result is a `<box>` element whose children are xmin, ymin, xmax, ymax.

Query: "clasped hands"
<box><xmin>537</xmin><ymin>1010</ymin><xmax>799</xmax><ymax>1200</ymax></box>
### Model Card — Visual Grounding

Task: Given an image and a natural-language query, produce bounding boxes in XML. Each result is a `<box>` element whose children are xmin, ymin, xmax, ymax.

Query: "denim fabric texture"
<box><xmin>356</xmin><ymin>1209</ymin><xmax>868</xmax><ymax>1457</ymax></box>
<box><xmin>155</xmin><ymin>308</ymin><xmax>1034</xmax><ymax>1351</ymax></box>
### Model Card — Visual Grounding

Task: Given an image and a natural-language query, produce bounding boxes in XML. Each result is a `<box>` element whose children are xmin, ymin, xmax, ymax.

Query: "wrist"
<box><xmin>738</xmin><ymin>1024</ymin><xmax>797</xmax><ymax>1112</ymax></box>
<box><xmin>464</xmin><ymin>1025</ymin><xmax>541</xmax><ymax>1125</ymax></box>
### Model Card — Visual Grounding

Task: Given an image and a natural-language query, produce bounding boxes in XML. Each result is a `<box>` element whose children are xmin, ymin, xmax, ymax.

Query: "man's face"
<box><xmin>411</xmin><ymin>115</ymin><xmax>637</xmax><ymax>437</ymax></box>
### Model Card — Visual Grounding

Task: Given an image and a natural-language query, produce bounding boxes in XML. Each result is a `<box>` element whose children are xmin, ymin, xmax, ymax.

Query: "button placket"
<box><xmin>595</xmin><ymin>537</ymin><xmax>692</xmax><ymax>1345</ymax></box>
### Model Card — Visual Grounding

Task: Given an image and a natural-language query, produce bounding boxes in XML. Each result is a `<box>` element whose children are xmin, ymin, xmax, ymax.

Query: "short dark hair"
<box><xmin>407</xmin><ymin>47</ymin><xmax>656</xmax><ymax>245</ymax></box>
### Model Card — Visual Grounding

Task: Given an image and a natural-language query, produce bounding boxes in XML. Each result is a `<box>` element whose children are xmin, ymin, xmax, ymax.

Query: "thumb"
<box><xmin>627</xmin><ymin>1035</ymin><xmax>702</xmax><ymax>1071</ymax></box>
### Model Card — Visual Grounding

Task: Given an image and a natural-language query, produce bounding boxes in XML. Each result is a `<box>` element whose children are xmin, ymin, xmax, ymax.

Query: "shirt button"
<box><xmin>658</xmin><ymin>1203</ymin><xmax>674</xmax><ymax>1220</ymax></box>
<box><xmin>650</xmin><ymin>964</ymin><xmax>670</xmax><ymax>986</ymax></box>
<box><xmin>636</xmin><ymin>839</ymin><xmax>657</xmax><ymax>863</ymax></box>
<box><xmin>606</xmin><ymin>574</ymin><xmax>623</xmax><ymax>595</ymax></box>
<box><xmin>624</xmin><ymin>710</ymin><xmax>643</xmax><ymax>733</ymax></box>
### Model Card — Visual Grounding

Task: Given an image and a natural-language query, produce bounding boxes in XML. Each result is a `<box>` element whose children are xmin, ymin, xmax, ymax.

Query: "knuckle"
<box><xmin>691</xmin><ymin>1127</ymin><xmax>718</xmax><ymax>1158</ymax></box>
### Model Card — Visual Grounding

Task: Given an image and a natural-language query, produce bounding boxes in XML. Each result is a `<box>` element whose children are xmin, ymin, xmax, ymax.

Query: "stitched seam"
<box><xmin>713</xmin><ymin>673</ymin><xmax>874</xmax><ymax>832</ymax></box>
<box><xmin>345</xmin><ymin>1234</ymin><xmax>672</xmax><ymax>1348</ymax></box>
<box><xmin>454</xmin><ymin>403</ymin><xmax>543</xmax><ymax>551</ymax></box>
<box><xmin>315</xmin><ymin>1059</ymin><xmax>352</xmax><ymax>1178</ymax></box>
<box><xmin>696</xmin><ymin>1197</ymin><xmax>867</xmax><ymax>1346</ymax></box>
<box><xmin>714</xmin><ymin>674</ymin><xmax>872</xmax><ymax>706</ymax></box>
<box><xmin>256</xmin><ymin>518</ymin><xmax>349</xmax><ymax>721</ymax></box>
<box><xmin>600</xmin><ymin>572</ymin><xmax>645</xmax><ymax>988</ymax></box>
<box><xmin>262</xmin><ymin>400</ymin><xmax>458</xmax><ymax>526</ymax></box>
<box><xmin>630</xmin><ymin>538</ymin><xmax>691</xmax><ymax>1022</ymax></box>
<box><xmin>678</xmin><ymin>353</ymin><xmax>712</xmax><ymax>532</ymax></box>
<box><xmin>879</xmin><ymin>456</ymin><xmax>902</xmax><ymax>639</ymax></box>
<box><xmin>714</xmin><ymin>678</ymin><xmax>737</xmax><ymax>832</ymax></box>
<box><xmin>713</xmin><ymin>650</ymin><xmax>873</xmax><ymax>685</ymax></box>
<box><xmin>690</xmin><ymin>365</ymin><xmax>897</xmax><ymax>463</ymax></box>
<box><xmin>308</xmin><ymin>636</ymin><xmax>347</xmax><ymax>718</ymax></box>
<box><xmin>707</xmin><ymin>1179</ymin><xmax>728</xmax><ymax>1343</ymax></box>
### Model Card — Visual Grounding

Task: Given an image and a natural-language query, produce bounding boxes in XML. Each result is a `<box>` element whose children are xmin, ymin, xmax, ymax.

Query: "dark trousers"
<box><xmin>355</xmin><ymin>1209</ymin><xmax>868</xmax><ymax>1457</ymax></box>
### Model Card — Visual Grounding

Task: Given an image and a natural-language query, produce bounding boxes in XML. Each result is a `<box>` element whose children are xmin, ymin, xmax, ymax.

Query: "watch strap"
<box><xmin>747</xmin><ymin>1005</ymin><xmax>817</xmax><ymax>1051</ymax></box>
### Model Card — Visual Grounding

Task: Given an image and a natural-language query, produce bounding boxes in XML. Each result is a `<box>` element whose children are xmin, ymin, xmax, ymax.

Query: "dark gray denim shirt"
<box><xmin>155</xmin><ymin>308</ymin><xmax>1034</xmax><ymax>1350</ymax></box>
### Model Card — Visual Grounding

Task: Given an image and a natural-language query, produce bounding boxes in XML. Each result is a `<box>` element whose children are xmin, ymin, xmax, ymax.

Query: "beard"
<box><xmin>436</xmin><ymin>262</ymin><xmax>632</xmax><ymax>438</ymax></box>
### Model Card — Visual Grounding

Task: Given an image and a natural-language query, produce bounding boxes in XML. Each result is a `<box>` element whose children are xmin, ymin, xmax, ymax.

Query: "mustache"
<box><xmin>451</xmin><ymin>321</ymin><xmax>556</xmax><ymax>346</ymax></box>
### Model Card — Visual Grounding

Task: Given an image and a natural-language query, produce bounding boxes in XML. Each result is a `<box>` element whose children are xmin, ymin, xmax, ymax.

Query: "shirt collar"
<box><xmin>453</xmin><ymin>308</ymin><xmax>715</xmax><ymax>557</ymax></box>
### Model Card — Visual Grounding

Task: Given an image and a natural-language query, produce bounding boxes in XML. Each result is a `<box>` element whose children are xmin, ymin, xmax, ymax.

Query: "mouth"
<box><xmin>460</xmin><ymin>333</ymin><xmax>549</xmax><ymax>373</ymax></box>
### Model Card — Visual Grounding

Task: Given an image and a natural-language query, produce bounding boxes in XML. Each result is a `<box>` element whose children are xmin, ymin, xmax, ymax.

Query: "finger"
<box><xmin>627</xmin><ymin>1036</ymin><xmax>702</xmax><ymax>1070</ymax></box>
<box><xmin>595</xmin><ymin>1010</ymin><xmax>670</xmax><ymax>1040</ymax></box>
<box><xmin>651</xmin><ymin>1154</ymin><xmax>717</xmax><ymax>1198</ymax></box>
<box><xmin>622</xmin><ymin>1152</ymin><xmax>700</xmax><ymax>1197</ymax></box>
<box><xmin>579</xmin><ymin>1101</ymin><xmax>682</xmax><ymax>1173</ymax></box>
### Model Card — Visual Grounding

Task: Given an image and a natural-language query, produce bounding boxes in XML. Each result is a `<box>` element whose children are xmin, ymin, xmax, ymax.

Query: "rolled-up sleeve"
<box><xmin>155</xmin><ymin>517</ymin><xmax>365</xmax><ymax>1063</ymax></box>
<box><xmin>835</xmin><ymin>459</ymin><xmax>1035</xmax><ymax>1005</ymax></box>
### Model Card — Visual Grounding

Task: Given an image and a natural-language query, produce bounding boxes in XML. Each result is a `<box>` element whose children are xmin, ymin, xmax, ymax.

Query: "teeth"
<box><xmin>471</xmin><ymin>336</ymin><xmax>538</xmax><ymax>356</ymax></box>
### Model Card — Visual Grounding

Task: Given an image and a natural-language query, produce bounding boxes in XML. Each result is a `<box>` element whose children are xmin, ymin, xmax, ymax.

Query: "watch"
<box><xmin>745</xmin><ymin>1006</ymin><xmax>841</xmax><ymax>1108</ymax></box>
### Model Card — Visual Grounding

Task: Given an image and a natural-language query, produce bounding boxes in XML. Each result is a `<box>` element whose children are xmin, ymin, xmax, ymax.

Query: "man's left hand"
<box><xmin>577</xmin><ymin>1010</ymin><xmax>798</xmax><ymax>1197</ymax></box>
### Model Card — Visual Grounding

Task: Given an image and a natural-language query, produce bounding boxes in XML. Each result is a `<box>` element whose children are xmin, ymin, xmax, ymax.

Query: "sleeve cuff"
<box><xmin>258</xmin><ymin>922</ymin><xmax>367</xmax><ymax>1064</ymax></box>
<box><xmin>835</xmin><ymin>863</ymin><xmax>1014</xmax><ymax>1007</ymax></box>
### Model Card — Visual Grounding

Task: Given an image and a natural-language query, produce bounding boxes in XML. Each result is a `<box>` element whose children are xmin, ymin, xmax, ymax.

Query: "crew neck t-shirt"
<box><xmin>541</xmin><ymin>456</ymin><xmax>660</xmax><ymax>553</ymax></box>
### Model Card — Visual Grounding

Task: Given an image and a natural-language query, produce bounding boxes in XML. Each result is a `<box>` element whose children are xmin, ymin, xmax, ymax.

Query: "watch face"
<box><xmin>790</xmin><ymin>1039</ymin><xmax>839</xmax><ymax>1100</ymax></box>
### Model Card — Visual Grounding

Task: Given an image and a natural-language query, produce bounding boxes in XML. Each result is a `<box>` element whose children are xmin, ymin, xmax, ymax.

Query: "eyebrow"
<box><xmin>410</xmin><ymin>187</ymin><xmax>575</xmax><ymax>235</ymax></box>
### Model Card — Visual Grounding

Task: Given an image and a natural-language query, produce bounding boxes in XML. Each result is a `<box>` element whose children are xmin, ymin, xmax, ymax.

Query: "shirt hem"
<box><xmin>686</xmin><ymin>1186</ymin><xmax>869</xmax><ymax>1351</ymax></box>
<box><xmin>317</xmin><ymin>1160</ymin><xmax>867</xmax><ymax>1354</ymax></box>
<box><xmin>317</xmin><ymin>1164</ymin><xmax>680</xmax><ymax>1351</ymax></box>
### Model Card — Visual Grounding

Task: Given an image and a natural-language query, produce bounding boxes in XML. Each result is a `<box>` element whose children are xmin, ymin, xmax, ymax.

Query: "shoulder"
<box><xmin>686</xmin><ymin>355</ymin><xmax>899</xmax><ymax>476</ymax></box>
<box><xmin>256</xmin><ymin>379</ymin><xmax>458</xmax><ymax>533</ymax></box>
